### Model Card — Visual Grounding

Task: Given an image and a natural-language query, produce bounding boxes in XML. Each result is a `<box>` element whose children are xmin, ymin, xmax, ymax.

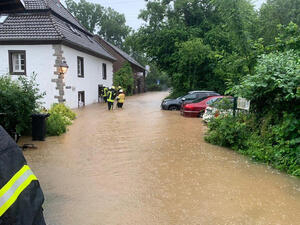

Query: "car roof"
<box><xmin>188</xmin><ymin>90</ymin><xmax>218</xmax><ymax>94</ymax></box>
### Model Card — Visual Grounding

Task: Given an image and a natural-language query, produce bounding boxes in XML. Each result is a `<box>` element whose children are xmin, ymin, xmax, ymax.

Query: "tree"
<box><xmin>65</xmin><ymin>0</ymin><xmax>103</xmax><ymax>33</ymax></box>
<box><xmin>113</xmin><ymin>62</ymin><xmax>134</xmax><ymax>95</ymax></box>
<box><xmin>65</xmin><ymin>0</ymin><xmax>131</xmax><ymax>48</ymax></box>
<box><xmin>134</xmin><ymin>0</ymin><xmax>257</xmax><ymax>95</ymax></box>
<box><xmin>258</xmin><ymin>0</ymin><xmax>300</xmax><ymax>45</ymax></box>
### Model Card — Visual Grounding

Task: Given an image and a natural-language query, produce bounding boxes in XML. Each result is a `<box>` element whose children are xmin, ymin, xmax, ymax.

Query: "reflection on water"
<box><xmin>22</xmin><ymin>92</ymin><xmax>300</xmax><ymax>225</ymax></box>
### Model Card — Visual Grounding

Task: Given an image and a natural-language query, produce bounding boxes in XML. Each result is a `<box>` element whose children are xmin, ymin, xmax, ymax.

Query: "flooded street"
<box><xmin>22</xmin><ymin>91</ymin><xmax>300</xmax><ymax>225</ymax></box>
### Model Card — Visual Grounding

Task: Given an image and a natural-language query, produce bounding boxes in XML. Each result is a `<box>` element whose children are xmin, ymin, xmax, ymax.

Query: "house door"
<box><xmin>98</xmin><ymin>85</ymin><xmax>102</xmax><ymax>103</ymax></box>
<box><xmin>78</xmin><ymin>91</ymin><xmax>85</xmax><ymax>108</ymax></box>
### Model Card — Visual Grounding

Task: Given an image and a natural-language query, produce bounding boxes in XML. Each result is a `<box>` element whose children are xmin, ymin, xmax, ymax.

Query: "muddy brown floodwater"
<box><xmin>21</xmin><ymin>92</ymin><xmax>300</xmax><ymax>225</ymax></box>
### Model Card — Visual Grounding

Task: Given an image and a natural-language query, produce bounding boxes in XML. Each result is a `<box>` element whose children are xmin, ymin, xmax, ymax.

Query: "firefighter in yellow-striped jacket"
<box><xmin>0</xmin><ymin>126</ymin><xmax>45</xmax><ymax>225</ymax></box>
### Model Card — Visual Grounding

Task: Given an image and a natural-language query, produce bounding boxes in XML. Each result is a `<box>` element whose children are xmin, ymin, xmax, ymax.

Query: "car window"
<box><xmin>192</xmin><ymin>96</ymin><xmax>208</xmax><ymax>103</ymax></box>
<box><xmin>183</xmin><ymin>93</ymin><xmax>197</xmax><ymax>100</ymax></box>
<box><xmin>207</xmin><ymin>98</ymin><xmax>220</xmax><ymax>105</ymax></box>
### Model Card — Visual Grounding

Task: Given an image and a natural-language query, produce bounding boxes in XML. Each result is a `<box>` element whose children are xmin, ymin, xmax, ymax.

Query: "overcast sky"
<box><xmin>63</xmin><ymin>0</ymin><xmax>267</xmax><ymax>31</ymax></box>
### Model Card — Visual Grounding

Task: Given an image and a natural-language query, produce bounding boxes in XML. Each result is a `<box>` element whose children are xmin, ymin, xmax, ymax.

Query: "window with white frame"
<box><xmin>9</xmin><ymin>50</ymin><xmax>26</xmax><ymax>75</ymax></box>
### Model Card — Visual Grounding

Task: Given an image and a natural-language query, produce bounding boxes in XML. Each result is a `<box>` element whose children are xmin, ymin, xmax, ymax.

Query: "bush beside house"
<box><xmin>0</xmin><ymin>74</ymin><xmax>44</xmax><ymax>135</ymax></box>
<box><xmin>113</xmin><ymin>62</ymin><xmax>134</xmax><ymax>95</ymax></box>
<box><xmin>46</xmin><ymin>104</ymin><xmax>76</xmax><ymax>136</ymax></box>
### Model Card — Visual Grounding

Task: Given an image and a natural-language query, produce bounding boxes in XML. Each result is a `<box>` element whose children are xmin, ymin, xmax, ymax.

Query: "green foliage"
<box><xmin>146</xmin><ymin>64</ymin><xmax>170</xmax><ymax>91</ymax></box>
<box><xmin>113</xmin><ymin>62</ymin><xmax>134</xmax><ymax>95</ymax></box>
<box><xmin>48</xmin><ymin>103</ymin><xmax>76</xmax><ymax>121</ymax></box>
<box><xmin>205</xmin><ymin>114</ymin><xmax>251</xmax><ymax>150</ymax></box>
<box><xmin>258</xmin><ymin>0</ymin><xmax>300</xmax><ymax>45</ymax></box>
<box><xmin>0</xmin><ymin>74</ymin><xmax>44</xmax><ymax>134</ymax></box>
<box><xmin>46</xmin><ymin>113</ymin><xmax>67</xmax><ymax>136</ymax></box>
<box><xmin>205</xmin><ymin>112</ymin><xmax>300</xmax><ymax>177</ymax></box>
<box><xmin>65</xmin><ymin>0</ymin><xmax>131</xmax><ymax>48</ymax></box>
<box><xmin>46</xmin><ymin>104</ymin><xmax>76</xmax><ymax>136</ymax></box>
<box><xmin>233</xmin><ymin>50</ymin><xmax>300</xmax><ymax>114</ymax></box>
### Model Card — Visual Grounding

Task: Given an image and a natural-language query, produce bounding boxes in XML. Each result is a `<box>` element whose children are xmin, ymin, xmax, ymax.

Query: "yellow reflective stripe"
<box><xmin>0</xmin><ymin>166</ymin><xmax>37</xmax><ymax>217</ymax></box>
<box><xmin>0</xmin><ymin>165</ymin><xmax>30</xmax><ymax>199</ymax></box>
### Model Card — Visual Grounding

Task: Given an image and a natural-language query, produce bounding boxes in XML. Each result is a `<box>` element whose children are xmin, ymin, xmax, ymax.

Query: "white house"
<box><xmin>0</xmin><ymin>0</ymin><xmax>116</xmax><ymax>109</ymax></box>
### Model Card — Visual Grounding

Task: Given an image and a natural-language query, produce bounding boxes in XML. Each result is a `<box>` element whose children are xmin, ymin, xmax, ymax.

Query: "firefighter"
<box><xmin>103</xmin><ymin>86</ymin><xmax>108</xmax><ymax>103</ymax></box>
<box><xmin>107</xmin><ymin>86</ymin><xmax>117</xmax><ymax>110</ymax></box>
<box><xmin>117</xmin><ymin>89</ymin><xmax>125</xmax><ymax>108</ymax></box>
<box><xmin>117</xmin><ymin>86</ymin><xmax>122</xmax><ymax>95</ymax></box>
<box><xmin>0</xmin><ymin>126</ymin><xmax>46</xmax><ymax>225</ymax></box>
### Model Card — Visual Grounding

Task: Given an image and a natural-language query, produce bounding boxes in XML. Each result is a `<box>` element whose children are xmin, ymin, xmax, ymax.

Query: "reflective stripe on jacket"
<box><xmin>107</xmin><ymin>90</ymin><xmax>116</xmax><ymax>103</ymax></box>
<box><xmin>117</xmin><ymin>93</ymin><xmax>125</xmax><ymax>103</ymax></box>
<box><xmin>103</xmin><ymin>88</ymin><xmax>108</xmax><ymax>97</ymax></box>
<box><xmin>0</xmin><ymin>165</ymin><xmax>37</xmax><ymax>217</ymax></box>
<box><xmin>0</xmin><ymin>126</ymin><xmax>45</xmax><ymax>225</ymax></box>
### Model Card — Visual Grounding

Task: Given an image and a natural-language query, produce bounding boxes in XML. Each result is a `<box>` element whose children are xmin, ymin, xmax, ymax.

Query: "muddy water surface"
<box><xmin>22</xmin><ymin>92</ymin><xmax>300</xmax><ymax>225</ymax></box>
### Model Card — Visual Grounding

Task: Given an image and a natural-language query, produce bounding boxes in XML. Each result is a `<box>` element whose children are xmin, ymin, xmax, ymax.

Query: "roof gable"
<box><xmin>0</xmin><ymin>0</ymin><xmax>116</xmax><ymax>61</ymax></box>
<box><xmin>97</xmin><ymin>37</ymin><xmax>145</xmax><ymax>70</ymax></box>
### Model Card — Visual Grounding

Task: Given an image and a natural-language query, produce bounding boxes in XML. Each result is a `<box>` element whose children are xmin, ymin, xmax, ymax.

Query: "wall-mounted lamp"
<box><xmin>58</xmin><ymin>61</ymin><xmax>68</xmax><ymax>76</ymax></box>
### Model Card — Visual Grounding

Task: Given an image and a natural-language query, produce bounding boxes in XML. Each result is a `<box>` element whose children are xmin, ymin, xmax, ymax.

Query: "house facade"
<box><xmin>95</xmin><ymin>36</ymin><xmax>146</xmax><ymax>94</ymax></box>
<box><xmin>0</xmin><ymin>0</ymin><xmax>115</xmax><ymax>109</ymax></box>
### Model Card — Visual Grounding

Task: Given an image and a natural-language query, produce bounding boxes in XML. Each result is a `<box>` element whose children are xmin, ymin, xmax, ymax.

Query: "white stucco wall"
<box><xmin>0</xmin><ymin>45</ymin><xmax>57</xmax><ymax>109</ymax></box>
<box><xmin>62</xmin><ymin>45</ymin><xmax>113</xmax><ymax>109</ymax></box>
<box><xmin>0</xmin><ymin>44</ymin><xmax>113</xmax><ymax>109</ymax></box>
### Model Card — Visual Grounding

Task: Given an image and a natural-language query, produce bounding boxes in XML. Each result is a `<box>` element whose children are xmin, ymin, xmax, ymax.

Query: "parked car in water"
<box><xmin>161</xmin><ymin>91</ymin><xmax>220</xmax><ymax>110</ymax></box>
<box><xmin>203</xmin><ymin>97</ymin><xmax>234</xmax><ymax>122</ymax></box>
<box><xmin>181</xmin><ymin>96</ymin><xmax>225</xmax><ymax>117</ymax></box>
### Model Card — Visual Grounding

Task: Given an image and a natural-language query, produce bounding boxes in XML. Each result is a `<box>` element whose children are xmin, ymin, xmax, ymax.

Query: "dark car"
<box><xmin>161</xmin><ymin>91</ymin><xmax>220</xmax><ymax>110</ymax></box>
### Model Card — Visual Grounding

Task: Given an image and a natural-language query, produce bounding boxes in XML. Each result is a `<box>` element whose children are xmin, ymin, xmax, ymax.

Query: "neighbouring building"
<box><xmin>95</xmin><ymin>36</ymin><xmax>146</xmax><ymax>94</ymax></box>
<box><xmin>0</xmin><ymin>0</ymin><xmax>115</xmax><ymax>109</ymax></box>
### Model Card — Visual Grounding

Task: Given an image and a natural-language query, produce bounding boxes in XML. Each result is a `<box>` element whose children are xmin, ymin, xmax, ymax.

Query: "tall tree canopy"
<box><xmin>258</xmin><ymin>0</ymin><xmax>300</xmax><ymax>45</ymax></box>
<box><xmin>65</xmin><ymin>0</ymin><xmax>131</xmax><ymax>48</ymax></box>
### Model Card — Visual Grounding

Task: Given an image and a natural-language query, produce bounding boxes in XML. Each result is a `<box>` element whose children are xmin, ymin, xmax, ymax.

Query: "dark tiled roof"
<box><xmin>0</xmin><ymin>14</ymin><xmax>62</xmax><ymax>40</ymax></box>
<box><xmin>51</xmin><ymin>15</ymin><xmax>114</xmax><ymax>60</ymax></box>
<box><xmin>103</xmin><ymin>39</ymin><xmax>145</xmax><ymax>70</ymax></box>
<box><xmin>23</xmin><ymin>0</ymin><xmax>47</xmax><ymax>10</ymax></box>
<box><xmin>46</xmin><ymin>0</ymin><xmax>87</xmax><ymax>32</ymax></box>
<box><xmin>0</xmin><ymin>0</ymin><xmax>115</xmax><ymax>61</ymax></box>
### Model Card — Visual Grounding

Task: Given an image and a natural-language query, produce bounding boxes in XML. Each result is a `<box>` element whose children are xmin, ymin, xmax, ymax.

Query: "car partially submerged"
<box><xmin>181</xmin><ymin>96</ymin><xmax>225</xmax><ymax>117</ymax></box>
<box><xmin>203</xmin><ymin>97</ymin><xmax>234</xmax><ymax>122</ymax></box>
<box><xmin>161</xmin><ymin>91</ymin><xmax>220</xmax><ymax>110</ymax></box>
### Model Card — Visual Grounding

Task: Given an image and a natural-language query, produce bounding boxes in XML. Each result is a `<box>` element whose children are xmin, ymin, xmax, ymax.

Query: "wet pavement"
<box><xmin>22</xmin><ymin>91</ymin><xmax>300</xmax><ymax>225</ymax></box>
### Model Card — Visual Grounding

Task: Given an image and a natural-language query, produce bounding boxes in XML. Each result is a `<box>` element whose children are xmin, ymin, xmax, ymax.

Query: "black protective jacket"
<box><xmin>0</xmin><ymin>126</ymin><xmax>46</xmax><ymax>225</ymax></box>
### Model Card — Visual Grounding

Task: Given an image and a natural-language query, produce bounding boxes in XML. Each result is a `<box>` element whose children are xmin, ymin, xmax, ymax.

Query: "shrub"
<box><xmin>205</xmin><ymin>114</ymin><xmax>251</xmax><ymax>150</ymax></box>
<box><xmin>205</xmin><ymin>112</ymin><xmax>300</xmax><ymax>177</ymax></box>
<box><xmin>46</xmin><ymin>104</ymin><xmax>76</xmax><ymax>136</ymax></box>
<box><xmin>48</xmin><ymin>103</ymin><xmax>76</xmax><ymax>120</ymax></box>
<box><xmin>0</xmin><ymin>74</ymin><xmax>44</xmax><ymax>135</ymax></box>
<box><xmin>46</xmin><ymin>113</ymin><xmax>67</xmax><ymax>136</ymax></box>
<box><xmin>113</xmin><ymin>62</ymin><xmax>134</xmax><ymax>95</ymax></box>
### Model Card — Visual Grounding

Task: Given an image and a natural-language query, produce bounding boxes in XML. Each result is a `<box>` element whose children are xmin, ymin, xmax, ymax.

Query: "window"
<box><xmin>8</xmin><ymin>50</ymin><xmax>26</xmax><ymax>75</ymax></box>
<box><xmin>0</xmin><ymin>15</ymin><xmax>8</xmax><ymax>24</ymax></box>
<box><xmin>184</xmin><ymin>93</ymin><xmax>197</xmax><ymax>100</ymax></box>
<box><xmin>67</xmin><ymin>24</ymin><xmax>81</xmax><ymax>36</ymax></box>
<box><xmin>102</xmin><ymin>63</ymin><xmax>107</xmax><ymax>80</ymax></box>
<box><xmin>77</xmin><ymin>57</ymin><xmax>84</xmax><ymax>77</ymax></box>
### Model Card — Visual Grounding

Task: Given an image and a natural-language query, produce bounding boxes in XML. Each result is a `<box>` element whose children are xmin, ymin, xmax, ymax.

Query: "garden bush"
<box><xmin>0</xmin><ymin>74</ymin><xmax>44</xmax><ymax>135</ymax></box>
<box><xmin>46</xmin><ymin>104</ymin><xmax>76</xmax><ymax>136</ymax></box>
<box><xmin>205</xmin><ymin>112</ymin><xmax>300</xmax><ymax>177</ymax></box>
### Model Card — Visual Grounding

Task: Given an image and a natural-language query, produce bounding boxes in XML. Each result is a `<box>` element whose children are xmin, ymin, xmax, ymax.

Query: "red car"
<box><xmin>181</xmin><ymin>96</ymin><xmax>225</xmax><ymax>117</ymax></box>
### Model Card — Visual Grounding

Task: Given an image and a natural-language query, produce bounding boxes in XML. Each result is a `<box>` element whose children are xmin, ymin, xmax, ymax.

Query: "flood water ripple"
<box><xmin>22</xmin><ymin>92</ymin><xmax>300</xmax><ymax>225</ymax></box>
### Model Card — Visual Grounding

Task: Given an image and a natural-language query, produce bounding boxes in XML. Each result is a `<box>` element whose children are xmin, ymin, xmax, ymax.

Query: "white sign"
<box><xmin>237</xmin><ymin>97</ymin><xmax>250</xmax><ymax>111</ymax></box>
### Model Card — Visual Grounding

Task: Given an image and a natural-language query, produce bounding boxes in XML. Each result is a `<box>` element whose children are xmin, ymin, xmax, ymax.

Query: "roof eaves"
<box><xmin>102</xmin><ymin>38</ymin><xmax>145</xmax><ymax>70</ymax></box>
<box><xmin>61</xmin><ymin>39</ymin><xmax>116</xmax><ymax>62</ymax></box>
